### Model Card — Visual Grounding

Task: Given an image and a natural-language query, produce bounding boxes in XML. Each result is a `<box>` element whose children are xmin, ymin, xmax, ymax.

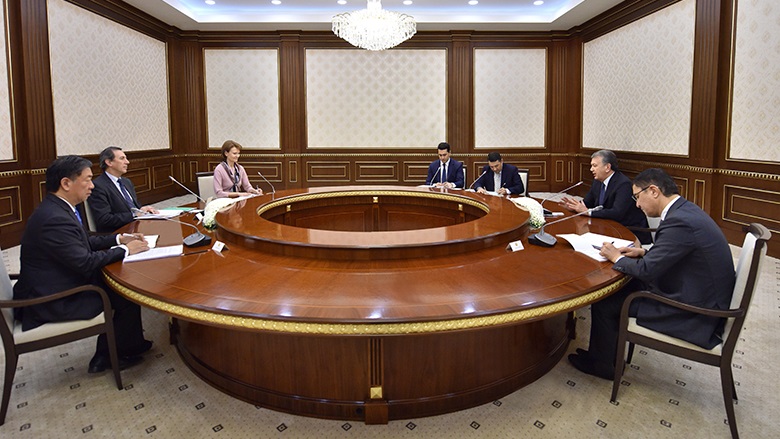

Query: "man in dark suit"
<box><xmin>13</xmin><ymin>155</ymin><xmax>153</xmax><ymax>373</ymax></box>
<box><xmin>473</xmin><ymin>152</ymin><xmax>524</xmax><ymax>195</ymax></box>
<box><xmin>88</xmin><ymin>146</ymin><xmax>158</xmax><ymax>233</ymax></box>
<box><xmin>561</xmin><ymin>150</ymin><xmax>651</xmax><ymax>244</ymax></box>
<box><xmin>425</xmin><ymin>142</ymin><xmax>464</xmax><ymax>188</ymax></box>
<box><xmin>569</xmin><ymin>168</ymin><xmax>736</xmax><ymax>379</ymax></box>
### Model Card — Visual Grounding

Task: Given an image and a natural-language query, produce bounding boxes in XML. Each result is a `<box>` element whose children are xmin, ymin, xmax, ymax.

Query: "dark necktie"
<box><xmin>598</xmin><ymin>184</ymin><xmax>606</xmax><ymax>206</ymax></box>
<box><xmin>118</xmin><ymin>179</ymin><xmax>136</xmax><ymax>209</ymax></box>
<box><xmin>442</xmin><ymin>164</ymin><xmax>446</xmax><ymax>184</ymax></box>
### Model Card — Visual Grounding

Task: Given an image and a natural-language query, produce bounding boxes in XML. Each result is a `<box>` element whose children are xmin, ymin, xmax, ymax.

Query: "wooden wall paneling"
<box><xmin>355</xmin><ymin>161</ymin><xmax>399</xmax><ymax>184</ymax></box>
<box><xmin>450</xmin><ymin>33</ymin><xmax>470</xmax><ymax>157</ymax></box>
<box><xmin>15</xmin><ymin>0</ymin><xmax>55</xmax><ymax>170</ymax></box>
<box><xmin>404</xmin><ymin>162</ymin><xmax>429</xmax><ymax>185</ymax></box>
<box><xmin>65</xmin><ymin>0</ymin><xmax>172</xmax><ymax>41</ymax></box>
<box><xmin>280</xmin><ymin>33</ymin><xmax>305</xmax><ymax>167</ymax></box>
<box><xmin>0</xmin><ymin>182</ymin><xmax>23</xmax><ymax>230</ymax></box>
<box><xmin>688</xmin><ymin>0</ymin><xmax>724</xmax><ymax>168</ymax></box>
<box><xmin>307</xmin><ymin>161</ymin><xmax>350</xmax><ymax>185</ymax></box>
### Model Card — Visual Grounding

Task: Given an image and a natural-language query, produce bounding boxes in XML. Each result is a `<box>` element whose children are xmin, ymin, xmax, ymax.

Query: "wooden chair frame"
<box><xmin>0</xmin><ymin>280</ymin><xmax>122</xmax><ymax>425</ymax></box>
<box><xmin>610</xmin><ymin>223</ymin><xmax>771</xmax><ymax>439</ymax></box>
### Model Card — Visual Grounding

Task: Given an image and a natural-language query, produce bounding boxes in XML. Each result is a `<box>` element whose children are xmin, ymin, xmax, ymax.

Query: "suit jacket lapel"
<box><xmin>50</xmin><ymin>195</ymin><xmax>90</xmax><ymax>245</ymax></box>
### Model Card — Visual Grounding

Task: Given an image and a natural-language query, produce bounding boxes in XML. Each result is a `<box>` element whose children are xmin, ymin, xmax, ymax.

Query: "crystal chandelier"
<box><xmin>332</xmin><ymin>0</ymin><xmax>417</xmax><ymax>51</ymax></box>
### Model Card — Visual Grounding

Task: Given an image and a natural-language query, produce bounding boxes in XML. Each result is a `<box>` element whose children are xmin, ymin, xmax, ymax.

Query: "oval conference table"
<box><xmin>103</xmin><ymin>186</ymin><xmax>634</xmax><ymax>424</ymax></box>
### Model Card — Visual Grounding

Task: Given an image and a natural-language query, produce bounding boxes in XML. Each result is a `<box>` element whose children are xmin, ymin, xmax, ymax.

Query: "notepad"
<box><xmin>557</xmin><ymin>233</ymin><xmax>634</xmax><ymax>261</ymax></box>
<box><xmin>123</xmin><ymin>245</ymin><xmax>184</xmax><ymax>263</ymax></box>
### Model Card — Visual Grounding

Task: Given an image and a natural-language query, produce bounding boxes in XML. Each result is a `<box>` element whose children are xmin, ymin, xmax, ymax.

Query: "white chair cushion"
<box><xmin>13</xmin><ymin>312</ymin><xmax>105</xmax><ymax>344</ymax></box>
<box><xmin>628</xmin><ymin>317</ymin><xmax>722</xmax><ymax>356</ymax></box>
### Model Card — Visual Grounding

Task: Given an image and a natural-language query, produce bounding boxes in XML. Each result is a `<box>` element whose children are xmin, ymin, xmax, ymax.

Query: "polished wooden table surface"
<box><xmin>103</xmin><ymin>186</ymin><xmax>634</xmax><ymax>423</ymax></box>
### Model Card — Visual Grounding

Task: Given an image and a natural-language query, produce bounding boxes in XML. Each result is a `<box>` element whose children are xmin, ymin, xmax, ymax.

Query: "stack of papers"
<box><xmin>135</xmin><ymin>209</ymin><xmax>184</xmax><ymax>220</ymax></box>
<box><xmin>557</xmin><ymin>233</ymin><xmax>634</xmax><ymax>261</ymax></box>
<box><xmin>123</xmin><ymin>245</ymin><xmax>184</xmax><ymax>263</ymax></box>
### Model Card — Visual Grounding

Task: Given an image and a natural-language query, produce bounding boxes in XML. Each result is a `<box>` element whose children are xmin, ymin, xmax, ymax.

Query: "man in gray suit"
<box><xmin>569</xmin><ymin>168</ymin><xmax>735</xmax><ymax>379</ymax></box>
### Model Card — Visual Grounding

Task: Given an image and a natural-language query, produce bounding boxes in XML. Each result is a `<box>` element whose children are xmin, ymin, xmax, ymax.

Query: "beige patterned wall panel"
<box><xmin>205</xmin><ymin>49</ymin><xmax>280</xmax><ymax>149</ymax></box>
<box><xmin>730</xmin><ymin>1</ymin><xmax>780</xmax><ymax>162</ymax></box>
<box><xmin>0</xmin><ymin>2</ymin><xmax>14</xmax><ymax>161</ymax></box>
<box><xmin>582</xmin><ymin>0</ymin><xmax>695</xmax><ymax>155</ymax></box>
<box><xmin>47</xmin><ymin>0</ymin><xmax>170</xmax><ymax>155</ymax></box>
<box><xmin>306</xmin><ymin>49</ymin><xmax>446</xmax><ymax>148</ymax></box>
<box><xmin>474</xmin><ymin>49</ymin><xmax>546</xmax><ymax>148</ymax></box>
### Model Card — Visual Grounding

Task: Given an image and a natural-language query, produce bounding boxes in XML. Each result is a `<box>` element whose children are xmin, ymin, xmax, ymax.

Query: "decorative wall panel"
<box><xmin>47</xmin><ymin>0</ymin><xmax>169</xmax><ymax>155</ymax></box>
<box><xmin>729</xmin><ymin>1</ymin><xmax>780</xmax><ymax>162</ymax></box>
<box><xmin>306</xmin><ymin>49</ymin><xmax>446</xmax><ymax>148</ymax></box>
<box><xmin>0</xmin><ymin>1</ymin><xmax>13</xmax><ymax>161</ymax></box>
<box><xmin>582</xmin><ymin>0</ymin><xmax>695</xmax><ymax>155</ymax></box>
<box><xmin>474</xmin><ymin>49</ymin><xmax>546</xmax><ymax>149</ymax></box>
<box><xmin>204</xmin><ymin>49</ymin><xmax>280</xmax><ymax>150</ymax></box>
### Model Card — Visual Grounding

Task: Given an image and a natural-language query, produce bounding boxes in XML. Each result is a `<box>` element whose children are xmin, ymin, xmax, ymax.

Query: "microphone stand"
<box><xmin>257</xmin><ymin>172</ymin><xmax>276</xmax><ymax>198</ymax></box>
<box><xmin>528</xmin><ymin>206</ymin><xmax>603</xmax><ymax>247</ymax></box>
<box><xmin>540</xmin><ymin>181</ymin><xmax>584</xmax><ymax>216</ymax></box>
<box><xmin>427</xmin><ymin>167</ymin><xmax>442</xmax><ymax>187</ymax></box>
<box><xmin>169</xmin><ymin>176</ymin><xmax>207</xmax><ymax>205</ymax></box>
<box><xmin>162</xmin><ymin>215</ymin><xmax>212</xmax><ymax>248</ymax></box>
<box><xmin>468</xmin><ymin>170</ymin><xmax>487</xmax><ymax>190</ymax></box>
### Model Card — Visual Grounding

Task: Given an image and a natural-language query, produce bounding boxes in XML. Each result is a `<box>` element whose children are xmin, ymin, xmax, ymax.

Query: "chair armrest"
<box><xmin>619</xmin><ymin>290</ymin><xmax>743</xmax><ymax>328</ymax></box>
<box><xmin>0</xmin><ymin>285</ymin><xmax>112</xmax><ymax>314</ymax></box>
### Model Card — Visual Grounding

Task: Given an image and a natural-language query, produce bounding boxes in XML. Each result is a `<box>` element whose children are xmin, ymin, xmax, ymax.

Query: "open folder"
<box><xmin>557</xmin><ymin>233</ymin><xmax>634</xmax><ymax>262</ymax></box>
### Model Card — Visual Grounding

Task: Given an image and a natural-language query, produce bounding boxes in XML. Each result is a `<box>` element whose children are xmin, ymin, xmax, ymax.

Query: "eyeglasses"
<box><xmin>631</xmin><ymin>186</ymin><xmax>650</xmax><ymax>201</ymax></box>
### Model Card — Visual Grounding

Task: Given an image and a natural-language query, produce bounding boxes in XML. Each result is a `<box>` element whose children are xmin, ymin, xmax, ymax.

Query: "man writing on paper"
<box><xmin>568</xmin><ymin>168</ymin><xmax>735</xmax><ymax>379</ymax></box>
<box><xmin>14</xmin><ymin>155</ymin><xmax>153</xmax><ymax>373</ymax></box>
<box><xmin>560</xmin><ymin>150</ymin><xmax>651</xmax><ymax>245</ymax></box>
<box><xmin>474</xmin><ymin>152</ymin><xmax>524</xmax><ymax>196</ymax></box>
<box><xmin>89</xmin><ymin>146</ymin><xmax>159</xmax><ymax>233</ymax></box>
<box><xmin>425</xmin><ymin>142</ymin><xmax>464</xmax><ymax>188</ymax></box>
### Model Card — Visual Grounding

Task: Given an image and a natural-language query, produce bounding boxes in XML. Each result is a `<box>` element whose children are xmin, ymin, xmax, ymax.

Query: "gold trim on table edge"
<box><xmin>105</xmin><ymin>275</ymin><xmax>627</xmax><ymax>335</ymax></box>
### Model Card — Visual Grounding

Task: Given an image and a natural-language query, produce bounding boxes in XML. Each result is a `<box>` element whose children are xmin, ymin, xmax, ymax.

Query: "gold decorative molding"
<box><xmin>104</xmin><ymin>275</ymin><xmax>628</xmax><ymax>335</ymax></box>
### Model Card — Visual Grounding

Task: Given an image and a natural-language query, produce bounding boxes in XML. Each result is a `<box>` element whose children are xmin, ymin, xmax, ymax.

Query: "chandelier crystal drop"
<box><xmin>332</xmin><ymin>0</ymin><xmax>417</xmax><ymax>51</ymax></box>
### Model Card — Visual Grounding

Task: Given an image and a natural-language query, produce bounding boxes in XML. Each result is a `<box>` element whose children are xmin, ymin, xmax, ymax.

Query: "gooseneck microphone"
<box><xmin>528</xmin><ymin>205</ymin><xmax>603</xmax><ymax>247</ymax></box>
<box><xmin>540</xmin><ymin>181</ymin><xmax>583</xmax><ymax>216</ymax></box>
<box><xmin>163</xmin><ymin>215</ymin><xmax>212</xmax><ymax>247</ymax></box>
<box><xmin>427</xmin><ymin>166</ymin><xmax>442</xmax><ymax>186</ymax></box>
<box><xmin>468</xmin><ymin>170</ymin><xmax>487</xmax><ymax>190</ymax></box>
<box><xmin>169</xmin><ymin>176</ymin><xmax>207</xmax><ymax>204</ymax></box>
<box><xmin>256</xmin><ymin>172</ymin><xmax>275</xmax><ymax>195</ymax></box>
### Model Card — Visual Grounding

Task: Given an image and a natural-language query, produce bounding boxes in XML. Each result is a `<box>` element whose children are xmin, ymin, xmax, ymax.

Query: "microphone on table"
<box><xmin>468</xmin><ymin>170</ymin><xmax>487</xmax><ymax>190</ymax></box>
<box><xmin>169</xmin><ymin>176</ymin><xmax>207</xmax><ymax>205</ymax></box>
<box><xmin>163</xmin><ymin>216</ymin><xmax>212</xmax><ymax>247</ymax></box>
<box><xmin>256</xmin><ymin>172</ymin><xmax>275</xmax><ymax>195</ymax></box>
<box><xmin>528</xmin><ymin>205</ymin><xmax>603</xmax><ymax>247</ymax></box>
<box><xmin>540</xmin><ymin>181</ymin><xmax>583</xmax><ymax>216</ymax></box>
<box><xmin>427</xmin><ymin>166</ymin><xmax>442</xmax><ymax>187</ymax></box>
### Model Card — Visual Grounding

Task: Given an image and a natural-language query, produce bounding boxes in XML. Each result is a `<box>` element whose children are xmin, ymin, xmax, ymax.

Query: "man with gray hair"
<box><xmin>561</xmin><ymin>149</ymin><xmax>651</xmax><ymax>244</ymax></box>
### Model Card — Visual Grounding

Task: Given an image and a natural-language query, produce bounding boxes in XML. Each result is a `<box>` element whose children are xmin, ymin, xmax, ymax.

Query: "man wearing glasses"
<box><xmin>568</xmin><ymin>168</ymin><xmax>735</xmax><ymax>380</ymax></box>
<box><xmin>561</xmin><ymin>150</ymin><xmax>651</xmax><ymax>245</ymax></box>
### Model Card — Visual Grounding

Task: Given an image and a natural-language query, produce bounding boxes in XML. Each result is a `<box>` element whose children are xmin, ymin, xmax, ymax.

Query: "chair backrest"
<box><xmin>196</xmin><ymin>172</ymin><xmax>216</xmax><ymax>201</ymax></box>
<box><xmin>0</xmin><ymin>252</ymin><xmax>15</xmax><ymax>336</ymax></box>
<box><xmin>462</xmin><ymin>168</ymin><xmax>466</xmax><ymax>188</ymax></box>
<box><xmin>721</xmin><ymin>223</ymin><xmax>771</xmax><ymax>343</ymax></box>
<box><xmin>517</xmin><ymin>169</ymin><xmax>529</xmax><ymax>197</ymax></box>
<box><xmin>82</xmin><ymin>199</ymin><xmax>98</xmax><ymax>233</ymax></box>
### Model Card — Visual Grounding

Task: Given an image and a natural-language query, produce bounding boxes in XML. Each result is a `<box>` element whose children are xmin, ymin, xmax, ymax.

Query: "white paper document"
<box><xmin>135</xmin><ymin>209</ymin><xmax>184</xmax><ymax>220</ymax></box>
<box><xmin>123</xmin><ymin>245</ymin><xmax>184</xmax><ymax>263</ymax></box>
<box><xmin>556</xmin><ymin>233</ymin><xmax>634</xmax><ymax>262</ymax></box>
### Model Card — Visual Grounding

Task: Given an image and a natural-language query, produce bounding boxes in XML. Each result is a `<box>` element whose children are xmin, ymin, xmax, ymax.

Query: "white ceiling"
<box><xmin>120</xmin><ymin>0</ymin><xmax>625</xmax><ymax>31</ymax></box>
